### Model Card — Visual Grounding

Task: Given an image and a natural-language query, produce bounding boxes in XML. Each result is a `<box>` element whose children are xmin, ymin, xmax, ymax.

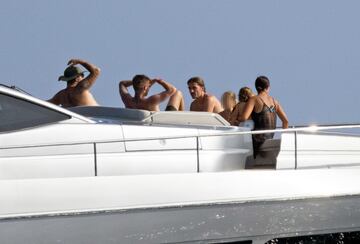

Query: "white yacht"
<box><xmin>1</xmin><ymin>84</ymin><xmax>360</xmax><ymax>243</ymax></box>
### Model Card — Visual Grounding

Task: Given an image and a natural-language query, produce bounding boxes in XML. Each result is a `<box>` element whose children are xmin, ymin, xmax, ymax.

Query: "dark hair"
<box><xmin>66</xmin><ymin>73</ymin><xmax>84</xmax><ymax>85</ymax></box>
<box><xmin>238</xmin><ymin>87</ymin><xmax>254</xmax><ymax>102</ymax></box>
<box><xmin>132</xmin><ymin>74</ymin><xmax>151</xmax><ymax>91</ymax></box>
<box><xmin>187</xmin><ymin>76</ymin><xmax>206</xmax><ymax>92</ymax></box>
<box><xmin>255</xmin><ymin>76</ymin><xmax>270</xmax><ymax>93</ymax></box>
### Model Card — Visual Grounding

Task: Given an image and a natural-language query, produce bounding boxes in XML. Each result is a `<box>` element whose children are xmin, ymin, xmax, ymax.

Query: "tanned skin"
<box><xmin>188</xmin><ymin>82</ymin><xmax>223</xmax><ymax>113</ymax></box>
<box><xmin>239</xmin><ymin>88</ymin><xmax>289</xmax><ymax>129</ymax></box>
<box><xmin>229</xmin><ymin>102</ymin><xmax>247</xmax><ymax>125</ymax></box>
<box><xmin>119</xmin><ymin>78</ymin><xmax>184</xmax><ymax>111</ymax></box>
<box><xmin>48</xmin><ymin>58</ymin><xmax>100</xmax><ymax>108</ymax></box>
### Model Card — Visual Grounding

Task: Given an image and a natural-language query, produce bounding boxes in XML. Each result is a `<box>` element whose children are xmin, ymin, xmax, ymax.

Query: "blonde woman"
<box><xmin>230</xmin><ymin>87</ymin><xmax>255</xmax><ymax>125</ymax></box>
<box><xmin>218</xmin><ymin>91</ymin><xmax>237</xmax><ymax>123</ymax></box>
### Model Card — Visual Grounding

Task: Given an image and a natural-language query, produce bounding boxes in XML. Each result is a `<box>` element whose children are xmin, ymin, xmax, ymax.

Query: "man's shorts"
<box><xmin>165</xmin><ymin>105</ymin><xmax>177</xmax><ymax>111</ymax></box>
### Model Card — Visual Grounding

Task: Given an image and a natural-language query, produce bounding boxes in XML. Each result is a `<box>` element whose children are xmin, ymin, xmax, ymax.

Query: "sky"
<box><xmin>0</xmin><ymin>0</ymin><xmax>359</xmax><ymax>126</ymax></box>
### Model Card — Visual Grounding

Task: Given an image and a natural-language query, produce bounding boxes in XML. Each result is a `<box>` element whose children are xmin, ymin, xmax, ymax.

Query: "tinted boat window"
<box><xmin>0</xmin><ymin>93</ymin><xmax>70</xmax><ymax>132</ymax></box>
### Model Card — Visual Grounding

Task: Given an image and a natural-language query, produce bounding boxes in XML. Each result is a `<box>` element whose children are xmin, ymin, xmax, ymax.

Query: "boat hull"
<box><xmin>1</xmin><ymin>195</ymin><xmax>360</xmax><ymax>244</ymax></box>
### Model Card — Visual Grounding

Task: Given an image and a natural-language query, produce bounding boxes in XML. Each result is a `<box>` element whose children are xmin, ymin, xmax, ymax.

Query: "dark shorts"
<box><xmin>165</xmin><ymin>105</ymin><xmax>178</xmax><ymax>111</ymax></box>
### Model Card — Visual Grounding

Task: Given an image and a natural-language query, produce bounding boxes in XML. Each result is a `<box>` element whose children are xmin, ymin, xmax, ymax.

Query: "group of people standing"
<box><xmin>218</xmin><ymin>78</ymin><xmax>289</xmax><ymax>157</ymax></box>
<box><xmin>48</xmin><ymin>58</ymin><xmax>289</xmax><ymax>156</ymax></box>
<box><xmin>219</xmin><ymin>80</ymin><xmax>288</xmax><ymax>130</ymax></box>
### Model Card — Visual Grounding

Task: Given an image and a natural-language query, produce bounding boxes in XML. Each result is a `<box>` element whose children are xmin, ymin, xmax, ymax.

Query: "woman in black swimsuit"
<box><xmin>239</xmin><ymin>76</ymin><xmax>289</xmax><ymax>157</ymax></box>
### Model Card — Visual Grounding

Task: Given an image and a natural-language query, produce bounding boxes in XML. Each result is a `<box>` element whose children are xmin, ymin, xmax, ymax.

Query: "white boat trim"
<box><xmin>1</xmin><ymin>169</ymin><xmax>360</xmax><ymax>219</ymax></box>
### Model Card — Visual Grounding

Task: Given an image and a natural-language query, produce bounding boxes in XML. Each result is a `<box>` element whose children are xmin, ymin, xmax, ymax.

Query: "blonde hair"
<box><xmin>238</xmin><ymin>87</ymin><xmax>254</xmax><ymax>102</ymax></box>
<box><xmin>221</xmin><ymin>91</ymin><xmax>237</xmax><ymax>110</ymax></box>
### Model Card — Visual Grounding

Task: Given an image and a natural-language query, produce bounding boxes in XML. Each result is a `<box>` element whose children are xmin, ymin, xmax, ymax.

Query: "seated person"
<box><xmin>119</xmin><ymin>75</ymin><xmax>184</xmax><ymax>112</ymax></box>
<box><xmin>187</xmin><ymin>77</ymin><xmax>223</xmax><ymax>113</ymax></box>
<box><xmin>239</xmin><ymin>76</ymin><xmax>288</xmax><ymax>158</ymax></box>
<box><xmin>219</xmin><ymin>91</ymin><xmax>237</xmax><ymax>123</ymax></box>
<box><xmin>230</xmin><ymin>87</ymin><xmax>255</xmax><ymax>125</ymax></box>
<box><xmin>48</xmin><ymin>58</ymin><xmax>100</xmax><ymax>108</ymax></box>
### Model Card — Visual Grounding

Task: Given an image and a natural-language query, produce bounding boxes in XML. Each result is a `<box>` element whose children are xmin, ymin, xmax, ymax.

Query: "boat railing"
<box><xmin>120</xmin><ymin>123</ymin><xmax>360</xmax><ymax>142</ymax></box>
<box><xmin>99</xmin><ymin>123</ymin><xmax>360</xmax><ymax>171</ymax></box>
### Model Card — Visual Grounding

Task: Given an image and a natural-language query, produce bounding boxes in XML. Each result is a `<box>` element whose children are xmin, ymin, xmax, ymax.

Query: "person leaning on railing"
<box><xmin>239</xmin><ymin>76</ymin><xmax>288</xmax><ymax>158</ymax></box>
<box><xmin>219</xmin><ymin>91</ymin><xmax>237</xmax><ymax>123</ymax></box>
<box><xmin>230</xmin><ymin>86</ymin><xmax>255</xmax><ymax>126</ymax></box>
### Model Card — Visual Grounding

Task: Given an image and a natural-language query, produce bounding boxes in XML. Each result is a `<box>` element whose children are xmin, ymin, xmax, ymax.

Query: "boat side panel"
<box><xmin>199</xmin><ymin>129</ymin><xmax>253</xmax><ymax>171</ymax></box>
<box><xmin>296</xmin><ymin>133</ymin><xmax>360</xmax><ymax>169</ymax></box>
<box><xmin>1</xmin><ymin>196</ymin><xmax>360</xmax><ymax>244</ymax></box>
<box><xmin>0</xmin><ymin>144</ymin><xmax>94</xmax><ymax>179</ymax></box>
<box><xmin>276</xmin><ymin>133</ymin><xmax>296</xmax><ymax>169</ymax></box>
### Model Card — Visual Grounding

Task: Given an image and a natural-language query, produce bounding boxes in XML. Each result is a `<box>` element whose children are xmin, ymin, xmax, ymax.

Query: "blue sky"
<box><xmin>1</xmin><ymin>0</ymin><xmax>359</xmax><ymax>125</ymax></box>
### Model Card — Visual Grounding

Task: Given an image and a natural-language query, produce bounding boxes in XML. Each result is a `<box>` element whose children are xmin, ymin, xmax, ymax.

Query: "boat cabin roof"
<box><xmin>69</xmin><ymin>106</ymin><xmax>230</xmax><ymax>127</ymax></box>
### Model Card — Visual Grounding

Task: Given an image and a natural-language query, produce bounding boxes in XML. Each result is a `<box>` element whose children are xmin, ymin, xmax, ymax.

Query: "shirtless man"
<box><xmin>187</xmin><ymin>77</ymin><xmax>223</xmax><ymax>113</ymax></box>
<box><xmin>48</xmin><ymin>58</ymin><xmax>100</xmax><ymax>108</ymax></box>
<box><xmin>119</xmin><ymin>74</ymin><xmax>185</xmax><ymax>111</ymax></box>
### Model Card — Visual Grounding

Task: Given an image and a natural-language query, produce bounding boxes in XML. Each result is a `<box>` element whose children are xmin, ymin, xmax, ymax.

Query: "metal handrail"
<box><xmin>1</xmin><ymin>123</ymin><xmax>360</xmax><ymax>150</ymax></box>
<box><xmin>119</xmin><ymin>124</ymin><xmax>360</xmax><ymax>143</ymax></box>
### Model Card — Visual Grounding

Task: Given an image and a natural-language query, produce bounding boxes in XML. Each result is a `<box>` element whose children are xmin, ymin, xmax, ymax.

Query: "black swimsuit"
<box><xmin>251</xmin><ymin>97</ymin><xmax>277</xmax><ymax>158</ymax></box>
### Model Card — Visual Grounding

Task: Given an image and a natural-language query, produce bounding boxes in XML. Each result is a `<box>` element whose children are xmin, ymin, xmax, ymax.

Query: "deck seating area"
<box><xmin>69</xmin><ymin>106</ymin><xmax>230</xmax><ymax>126</ymax></box>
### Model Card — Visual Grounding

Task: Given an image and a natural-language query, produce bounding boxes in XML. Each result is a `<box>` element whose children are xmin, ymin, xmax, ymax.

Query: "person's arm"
<box><xmin>190</xmin><ymin>101</ymin><xmax>196</xmax><ymax>111</ymax></box>
<box><xmin>147</xmin><ymin>78</ymin><xmax>176</xmax><ymax>104</ymax></box>
<box><xmin>68</xmin><ymin>58</ymin><xmax>101</xmax><ymax>90</ymax></box>
<box><xmin>118</xmin><ymin>80</ymin><xmax>134</xmax><ymax>107</ymax></box>
<box><xmin>229</xmin><ymin>103</ymin><xmax>240</xmax><ymax>125</ymax></box>
<box><xmin>239</xmin><ymin>97</ymin><xmax>256</xmax><ymax>122</ymax></box>
<box><xmin>275</xmin><ymin>100</ymin><xmax>289</xmax><ymax>129</ymax></box>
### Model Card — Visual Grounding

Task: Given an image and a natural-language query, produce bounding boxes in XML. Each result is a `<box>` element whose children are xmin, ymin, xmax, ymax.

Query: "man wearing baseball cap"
<box><xmin>48</xmin><ymin>58</ymin><xmax>101</xmax><ymax>107</ymax></box>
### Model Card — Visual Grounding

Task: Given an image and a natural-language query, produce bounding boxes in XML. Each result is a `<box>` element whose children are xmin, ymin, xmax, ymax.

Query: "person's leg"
<box><xmin>166</xmin><ymin>90</ymin><xmax>185</xmax><ymax>111</ymax></box>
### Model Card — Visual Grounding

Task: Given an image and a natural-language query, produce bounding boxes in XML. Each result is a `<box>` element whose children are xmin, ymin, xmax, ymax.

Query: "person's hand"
<box><xmin>67</xmin><ymin>58</ymin><xmax>83</xmax><ymax>66</ymax></box>
<box><xmin>152</xmin><ymin>78</ymin><xmax>164</xmax><ymax>83</ymax></box>
<box><xmin>150</xmin><ymin>78</ymin><xmax>159</xmax><ymax>86</ymax></box>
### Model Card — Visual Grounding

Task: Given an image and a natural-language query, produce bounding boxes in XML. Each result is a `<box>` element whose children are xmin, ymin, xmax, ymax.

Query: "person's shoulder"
<box><xmin>248</xmin><ymin>95</ymin><xmax>258</xmax><ymax>103</ymax></box>
<box><xmin>272</xmin><ymin>97</ymin><xmax>280</xmax><ymax>107</ymax></box>
<box><xmin>204</xmin><ymin>93</ymin><xmax>218</xmax><ymax>101</ymax></box>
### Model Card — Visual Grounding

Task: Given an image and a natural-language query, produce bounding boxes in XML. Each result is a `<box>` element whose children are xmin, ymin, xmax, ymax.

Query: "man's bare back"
<box><xmin>50</xmin><ymin>87</ymin><xmax>98</xmax><ymax>108</ymax></box>
<box><xmin>119</xmin><ymin>75</ymin><xmax>184</xmax><ymax>112</ymax></box>
<box><xmin>48</xmin><ymin>58</ymin><xmax>100</xmax><ymax>108</ymax></box>
<box><xmin>123</xmin><ymin>96</ymin><xmax>161</xmax><ymax>111</ymax></box>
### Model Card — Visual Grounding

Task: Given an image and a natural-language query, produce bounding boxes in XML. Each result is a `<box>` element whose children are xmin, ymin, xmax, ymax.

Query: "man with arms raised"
<box><xmin>119</xmin><ymin>74</ymin><xmax>184</xmax><ymax>111</ymax></box>
<box><xmin>187</xmin><ymin>76</ymin><xmax>223</xmax><ymax>113</ymax></box>
<box><xmin>48</xmin><ymin>58</ymin><xmax>100</xmax><ymax>108</ymax></box>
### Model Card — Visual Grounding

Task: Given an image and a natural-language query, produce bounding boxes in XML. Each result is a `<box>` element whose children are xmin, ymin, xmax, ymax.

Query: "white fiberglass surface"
<box><xmin>0</xmin><ymin>154</ymin><xmax>94</xmax><ymax>179</ymax></box>
<box><xmin>97</xmin><ymin>151</ymin><xmax>197</xmax><ymax>175</ymax></box>
<box><xmin>296</xmin><ymin>132</ymin><xmax>360</xmax><ymax>169</ymax></box>
<box><xmin>0</xmin><ymin>123</ymin><xmax>124</xmax><ymax>147</ymax></box>
<box><xmin>2</xmin><ymin>169</ymin><xmax>360</xmax><ymax>218</ymax></box>
<box><xmin>121</xmin><ymin>124</ymin><xmax>198</xmax><ymax>151</ymax></box>
<box><xmin>276</xmin><ymin>129</ymin><xmax>360</xmax><ymax>169</ymax></box>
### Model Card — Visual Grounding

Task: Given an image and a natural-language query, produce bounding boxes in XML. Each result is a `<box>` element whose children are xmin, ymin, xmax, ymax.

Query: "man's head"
<box><xmin>221</xmin><ymin>91</ymin><xmax>237</xmax><ymax>110</ymax></box>
<box><xmin>58</xmin><ymin>66</ymin><xmax>86</xmax><ymax>85</ymax></box>
<box><xmin>132</xmin><ymin>74</ymin><xmax>152</xmax><ymax>96</ymax></box>
<box><xmin>255</xmin><ymin>76</ymin><xmax>270</xmax><ymax>93</ymax></box>
<box><xmin>187</xmin><ymin>77</ymin><xmax>206</xmax><ymax>99</ymax></box>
